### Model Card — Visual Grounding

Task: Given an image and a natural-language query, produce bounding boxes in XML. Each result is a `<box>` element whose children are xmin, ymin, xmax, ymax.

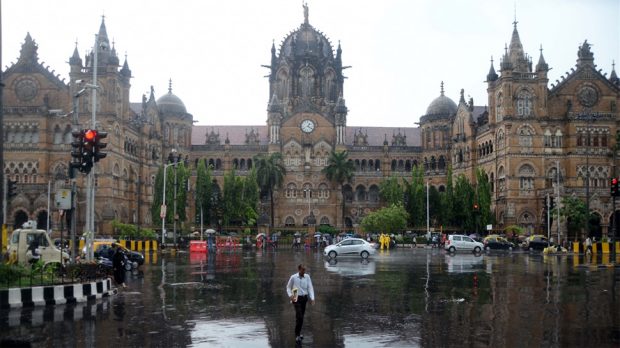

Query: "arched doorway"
<box><xmin>608</xmin><ymin>211</ymin><xmax>620</xmax><ymax>239</ymax></box>
<box><xmin>13</xmin><ymin>210</ymin><xmax>28</xmax><ymax>229</ymax></box>
<box><xmin>36</xmin><ymin>211</ymin><xmax>49</xmax><ymax>231</ymax></box>
<box><xmin>344</xmin><ymin>217</ymin><xmax>353</xmax><ymax>228</ymax></box>
<box><xmin>589</xmin><ymin>212</ymin><xmax>602</xmax><ymax>240</ymax></box>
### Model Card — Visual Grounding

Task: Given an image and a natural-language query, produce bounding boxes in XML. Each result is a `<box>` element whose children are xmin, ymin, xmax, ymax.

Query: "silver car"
<box><xmin>444</xmin><ymin>234</ymin><xmax>484</xmax><ymax>254</ymax></box>
<box><xmin>324</xmin><ymin>238</ymin><xmax>375</xmax><ymax>259</ymax></box>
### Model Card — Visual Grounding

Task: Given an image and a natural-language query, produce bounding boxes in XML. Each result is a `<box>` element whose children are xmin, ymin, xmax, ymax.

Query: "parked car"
<box><xmin>94</xmin><ymin>243</ymin><xmax>145</xmax><ymax>267</ymax></box>
<box><xmin>444</xmin><ymin>234</ymin><xmax>484</xmax><ymax>253</ymax></box>
<box><xmin>483</xmin><ymin>235</ymin><xmax>515</xmax><ymax>251</ymax></box>
<box><xmin>524</xmin><ymin>235</ymin><xmax>552</xmax><ymax>251</ymax></box>
<box><xmin>7</xmin><ymin>221</ymin><xmax>69</xmax><ymax>266</ymax></box>
<box><xmin>324</xmin><ymin>238</ymin><xmax>376</xmax><ymax>259</ymax></box>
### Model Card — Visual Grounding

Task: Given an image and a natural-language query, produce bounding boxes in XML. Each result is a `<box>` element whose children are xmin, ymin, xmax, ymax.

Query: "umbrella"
<box><xmin>294</xmin><ymin>232</ymin><xmax>301</xmax><ymax>237</ymax></box>
<box><xmin>205</xmin><ymin>229</ymin><xmax>216</xmax><ymax>234</ymax></box>
<box><xmin>314</xmin><ymin>233</ymin><xmax>322</xmax><ymax>238</ymax></box>
<box><xmin>256</xmin><ymin>233</ymin><xmax>266</xmax><ymax>238</ymax></box>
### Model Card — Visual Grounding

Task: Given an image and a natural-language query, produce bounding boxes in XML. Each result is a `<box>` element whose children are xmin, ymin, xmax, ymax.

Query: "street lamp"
<box><xmin>426</xmin><ymin>180</ymin><xmax>430</xmax><ymax>239</ymax></box>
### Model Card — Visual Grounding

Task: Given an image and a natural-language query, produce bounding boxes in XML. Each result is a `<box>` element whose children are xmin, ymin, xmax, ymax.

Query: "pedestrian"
<box><xmin>26</xmin><ymin>236</ymin><xmax>41</xmax><ymax>266</ymax></box>
<box><xmin>286</xmin><ymin>263</ymin><xmax>315</xmax><ymax>344</ymax></box>
<box><xmin>112</xmin><ymin>244</ymin><xmax>127</xmax><ymax>288</ymax></box>
<box><xmin>585</xmin><ymin>236</ymin><xmax>593</xmax><ymax>255</ymax></box>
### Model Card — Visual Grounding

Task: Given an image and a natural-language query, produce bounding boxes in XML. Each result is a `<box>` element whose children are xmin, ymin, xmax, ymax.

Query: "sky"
<box><xmin>2</xmin><ymin>0</ymin><xmax>619</xmax><ymax>127</ymax></box>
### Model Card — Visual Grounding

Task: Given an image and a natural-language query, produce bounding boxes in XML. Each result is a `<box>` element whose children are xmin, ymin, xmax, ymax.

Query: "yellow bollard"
<box><xmin>130</xmin><ymin>240</ymin><xmax>136</xmax><ymax>251</ymax></box>
<box><xmin>137</xmin><ymin>241</ymin><xmax>143</xmax><ymax>252</ymax></box>
<box><xmin>145</xmin><ymin>251</ymin><xmax>150</xmax><ymax>264</ymax></box>
<box><xmin>592</xmin><ymin>243</ymin><xmax>598</xmax><ymax>254</ymax></box>
<box><xmin>573</xmin><ymin>242</ymin><xmax>580</xmax><ymax>254</ymax></box>
<box><xmin>79</xmin><ymin>239</ymin><xmax>85</xmax><ymax>252</ymax></box>
<box><xmin>144</xmin><ymin>240</ymin><xmax>150</xmax><ymax>252</ymax></box>
<box><xmin>120</xmin><ymin>240</ymin><xmax>127</xmax><ymax>248</ymax></box>
<box><xmin>602</xmin><ymin>253</ymin><xmax>610</xmax><ymax>265</ymax></box>
<box><xmin>152</xmin><ymin>240</ymin><xmax>158</xmax><ymax>252</ymax></box>
<box><xmin>573</xmin><ymin>254</ymin><xmax>580</xmax><ymax>268</ymax></box>
<box><xmin>602</xmin><ymin>242</ymin><xmax>610</xmax><ymax>254</ymax></box>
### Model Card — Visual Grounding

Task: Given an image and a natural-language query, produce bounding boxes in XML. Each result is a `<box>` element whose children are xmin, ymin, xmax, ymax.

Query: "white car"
<box><xmin>444</xmin><ymin>234</ymin><xmax>484</xmax><ymax>254</ymax></box>
<box><xmin>324</xmin><ymin>238</ymin><xmax>376</xmax><ymax>259</ymax></box>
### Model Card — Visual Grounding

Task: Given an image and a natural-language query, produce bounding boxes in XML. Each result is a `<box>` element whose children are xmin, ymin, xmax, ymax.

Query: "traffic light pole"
<box><xmin>84</xmin><ymin>33</ymin><xmax>101</xmax><ymax>262</ymax></box>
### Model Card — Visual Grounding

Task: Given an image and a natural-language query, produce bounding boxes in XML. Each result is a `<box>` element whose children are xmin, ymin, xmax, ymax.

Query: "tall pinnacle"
<box><xmin>303</xmin><ymin>1</ymin><xmax>309</xmax><ymax>25</ymax></box>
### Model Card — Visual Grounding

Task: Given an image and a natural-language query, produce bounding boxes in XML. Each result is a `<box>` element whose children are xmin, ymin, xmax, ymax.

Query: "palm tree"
<box><xmin>322</xmin><ymin>150</ymin><xmax>355</xmax><ymax>228</ymax></box>
<box><xmin>254</xmin><ymin>153</ymin><xmax>286</xmax><ymax>227</ymax></box>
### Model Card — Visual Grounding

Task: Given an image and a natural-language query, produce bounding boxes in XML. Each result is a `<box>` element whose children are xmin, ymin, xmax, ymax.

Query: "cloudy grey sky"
<box><xmin>3</xmin><ymin>0</ymin><xmax>619</xmax><ymax>127</ymax></box>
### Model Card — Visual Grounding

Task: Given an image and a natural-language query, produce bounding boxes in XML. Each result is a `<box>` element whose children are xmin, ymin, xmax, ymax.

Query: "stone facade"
<box><xmin>2</xmin><ymin>14</ymin><xmax>619</xmax><ymax>239</ymax></box>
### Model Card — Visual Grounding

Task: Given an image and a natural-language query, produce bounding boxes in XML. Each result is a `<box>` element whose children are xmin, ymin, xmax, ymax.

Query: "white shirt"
<box><xmin>286</xmin><ymin>273</ymin><xmax>315</xmax><ymax>301</ymax></box>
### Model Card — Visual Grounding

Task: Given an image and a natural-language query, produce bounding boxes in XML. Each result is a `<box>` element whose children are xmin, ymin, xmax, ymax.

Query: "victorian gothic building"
<box><xmin>3</xmin><ymin>11</ymin><xmax>619</xmax><ymax>239</ymax></box>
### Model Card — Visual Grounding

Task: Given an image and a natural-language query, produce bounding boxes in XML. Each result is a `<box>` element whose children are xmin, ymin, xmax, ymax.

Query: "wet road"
<box><xmin>1</xmin><ymin>248</ymin><xmax>619</xmax><ymax>347</ymax></box>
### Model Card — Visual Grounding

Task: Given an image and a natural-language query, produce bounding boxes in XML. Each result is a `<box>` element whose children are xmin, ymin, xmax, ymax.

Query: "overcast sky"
<box><xmin>3</xmin><ymin>0</ymin><xmax>619</xmax><ymax>127</ymax></box>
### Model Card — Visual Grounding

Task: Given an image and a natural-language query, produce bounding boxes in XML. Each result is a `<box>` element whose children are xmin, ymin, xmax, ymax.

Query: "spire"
<box><xmin>508</xmin><ymin>20</ymin><xmax>528</xmax><ymax>71</ymax></box>
<box><xmin>148</xmin><ymin>85</ymin><xmax>155</xmax><ymax>102</ymax></box>
<box><xmin>440</xmin><ymin>81</ymin><xmax>444</xmax><ymax>96</ymax></box>
<box><xmin>120</xmin><ymin>53</ymin><xmax>131</xmax><ymax>77</ymax></box>
<box><xmin>610</xmin><ymin>60</ymin><xmax>619</xmax><ymax>86</ymax></box>
<box><xmin>168</xmin><ymin>79</ymin><xmax>173</xmax><ymax>94</ymax></box>
<box><xmin>98</xmin><ymin>15</ymin><xmax>110</xmax><ymax>46</ymax></box>
<box><xmin>459</xmin><ymin>88</ymin><xmax>465</xmax><ymax>104</ymax></box>
<box><xmin>337</xmin><ymin>40</ymin><xmax>342</xmax><ymax>60</ymax></box>
<box><xmin>536</xmin><ymin>45</ymin><xmax>549</xmax><ymax>72</ymax></box>
<box><xmin>69</xmin><ymin>40</ymin><xmax>82</xmax><ymax>66</ymax></box>
<box><xmin>271</xmin><ymin>39</ymin><xmax>277</xmax><ymax>66</ymax></box>
<box><xmin>487</xmin><ymin>56</ymin><xmax>498</xmax><ymax>81</ymax></box>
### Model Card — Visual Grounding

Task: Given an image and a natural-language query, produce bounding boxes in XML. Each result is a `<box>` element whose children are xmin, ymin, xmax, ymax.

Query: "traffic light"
<box><xmin>81</xmin><ymin>129</ymin><xmax>96</xmax><ymax>174</ymax></box>
<box><xmin>7</xmin><ymin>179</ymin><xmax>18</xmax><ymax>198</ymax></box>
<box><xmin>93</xmin><ymin>130</ymin><xmax>107</xmax><ymax>162</ymax></box>
<box><xmin>70</xmin><ymin>130</ymin><xmax>84</xmax><ymax>171</ymax></box>
<box><xmin>612</xmin><ymin>177</ymin><xmax>620</xmax><ymax>197</ymax></box>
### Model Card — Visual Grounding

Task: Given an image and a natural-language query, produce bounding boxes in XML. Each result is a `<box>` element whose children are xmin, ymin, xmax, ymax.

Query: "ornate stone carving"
<box><xmin>15</xmin><ymin>78</ymin><xmax>39</xmax><ymax>102</ymax></box>
<box><xmin>577</xmin><ymin>86</ymin><xmax>598</xmax><ymax>107</ymax></box>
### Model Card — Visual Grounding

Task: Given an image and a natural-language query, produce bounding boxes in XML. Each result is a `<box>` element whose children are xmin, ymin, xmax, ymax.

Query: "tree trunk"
<box><xmin>270</xmin><ymin>189</ymin><xmax>275</xmax><ymax>227</ymax></box>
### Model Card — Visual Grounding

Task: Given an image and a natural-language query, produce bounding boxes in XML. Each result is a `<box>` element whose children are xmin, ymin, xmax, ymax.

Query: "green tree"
<box><xmin>439</xmin><ymin>166</ymin><xmax>454</xmax><ymax>227</ymax></box>
<box><xmin>195</xmin><ymin>159</ymin><xmax>213</xmax><ymax>227</ymax></box>
<box><xmin>361</xmin><ymin>204</ymin><xmax>408</xmax><ymax>234</ymax></box>
<box><xmin>475</xmin><ymin>168</ymin><xmax>494</xmax><ymax>230</ymax></box>
<box><xmin>453</xmin><ymin>174</ymin><xmax>475</xmax><ymax>232</ymax></box>
<box><xmin>221</xmin><ymin>170</ymin><xmax>244</xmax><ymax>226</ymax></box>
<box><xmin>150</xmin><ymin>162</ymin><xmax>190</xmax><ymax>229</ymax></box>
<box><xmin>254</xmin><ymin>153</ymin><xmax>286</xmax><ymax>227</ymax></box>
<box><xmin>241</xmin><ymin>168</ymin><xmax>260</xmax><ymax>226</ymax></box>
<box><xmin>554</xmin><ymin>196</ymin><xmax>588</xmax><ymax>240</ymax></box>
<box><xmin>322</xmin><ymin>151</ymin><xmax>355</xmax><ymax>227</ymax></box>
<box><xmin>379</xmin><ymin>176</ymin><xmax>404</xmax><ymax>206</ymax></box>
<box><xmin>404</xmin><ymin>165</ymin><xmax>425</xmax><ymax>227</ymax></box>
<box><xmin>428</xmin><ymin>185</ymin><xmax>441</xmax><ymax>225</ymax></box>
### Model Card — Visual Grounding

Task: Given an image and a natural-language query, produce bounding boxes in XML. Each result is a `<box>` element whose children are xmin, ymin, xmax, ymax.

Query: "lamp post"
<box><xmin>161</xmin><ymin>161</ymin><xmax>177</xmax><ymax>246</ymax></box>
<box><xmin>426</xmin><ymin>180</ymin><xmax>430</xmax><ymax>239</ymax></box>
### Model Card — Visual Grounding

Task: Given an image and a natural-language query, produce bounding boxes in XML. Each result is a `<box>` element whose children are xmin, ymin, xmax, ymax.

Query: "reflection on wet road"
<box><xmin>1</xmin><ymin>248</ymin><xmax>618</xmax><ymax>347</ymax></box>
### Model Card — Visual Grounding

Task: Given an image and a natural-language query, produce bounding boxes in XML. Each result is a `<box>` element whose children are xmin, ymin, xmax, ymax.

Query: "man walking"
<box><xmin>286</xmin><ymin>263</ymin><xmax>315</xmax><ymax>343</ymax></box>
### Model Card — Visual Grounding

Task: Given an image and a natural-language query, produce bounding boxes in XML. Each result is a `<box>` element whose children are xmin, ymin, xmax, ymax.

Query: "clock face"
<box><xmin>301</xmin><ymin>119</ymin><xmax>315</xmax><ymax>133</ymax></box>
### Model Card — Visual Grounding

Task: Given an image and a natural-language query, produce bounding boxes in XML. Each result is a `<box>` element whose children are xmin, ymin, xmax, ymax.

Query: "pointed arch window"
<box><xmin>517</xmin><ymin>90</ymin><xmax>533</xmax><ymax>117</ymax></box>
<box><xmin>496</xmin><ymin>93</ymin><xmax>503</xmax><ymax>122</ymax></box>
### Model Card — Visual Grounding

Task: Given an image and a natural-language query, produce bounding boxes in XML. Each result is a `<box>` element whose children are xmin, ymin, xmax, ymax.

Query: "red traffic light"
<box><xmin>84</xmin><ymin>129</ymin><xmax>97</xmax><ymax>141</ymax></box>
<box><xmin>613</xmin><ymin>178</ymin><xmax>618</xmax><ymax>185</ymax></box>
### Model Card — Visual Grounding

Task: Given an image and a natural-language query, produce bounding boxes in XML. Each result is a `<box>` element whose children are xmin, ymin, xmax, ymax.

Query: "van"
<box><xmin>7</xmin><ymin>222</ymin><xmax>70</xmax><ymax>266</ymax></box>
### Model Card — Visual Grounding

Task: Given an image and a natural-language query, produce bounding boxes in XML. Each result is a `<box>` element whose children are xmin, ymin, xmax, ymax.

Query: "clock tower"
<box><xmin>264</xmin><ymin>3</ymin><xmax>349</xmax><ymax>227</ymax></box>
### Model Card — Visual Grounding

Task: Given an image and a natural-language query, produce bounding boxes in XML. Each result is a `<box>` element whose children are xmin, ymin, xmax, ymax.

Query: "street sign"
<box><xmin>160</xmin><ymin>204</ymin><xmax>167</xmax><ymax>219</ymax></box>
<box><xmin>486</xmin><ymin>224</ymin><xmax>493</xmax><ymax>231</ymax></box>
<box><xmin>55</xmin><ymin>189</ymin><xmax>72</xmax><ymax>210</ymax></box>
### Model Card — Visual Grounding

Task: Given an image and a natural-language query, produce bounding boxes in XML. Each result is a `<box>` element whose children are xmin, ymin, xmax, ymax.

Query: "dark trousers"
<box><xmin>293</xmin><ymin>295</ymin><xmax>308</xmax><ymax>336</ymax></box>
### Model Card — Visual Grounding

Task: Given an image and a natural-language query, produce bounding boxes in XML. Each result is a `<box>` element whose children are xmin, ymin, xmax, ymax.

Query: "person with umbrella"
<box><xmin>112</xmin><ymin>243</ymin><xmax>127</xmax><ymax>288</ymax></box>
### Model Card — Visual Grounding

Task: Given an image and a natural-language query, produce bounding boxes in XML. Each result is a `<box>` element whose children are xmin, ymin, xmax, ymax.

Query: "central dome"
<box><xmin>425</xmin><ymin>83</ymin><xmax>457</xmax><ymax>116</ymax></box>
<box><xmin>280</xmin><ymin>24</ymin><xmax>334</xmax><ymax>59</ymax></box>
<box><xmin>157</xmin><ymin>82</ymin><xmax>186</xmax><ymax>115</ymax></box>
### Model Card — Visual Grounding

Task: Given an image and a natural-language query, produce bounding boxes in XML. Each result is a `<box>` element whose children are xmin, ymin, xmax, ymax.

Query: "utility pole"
<box><xmin>0</xmin><ymin>1</ymin><xmax>5</xmax><ymax>258</ymax></box>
